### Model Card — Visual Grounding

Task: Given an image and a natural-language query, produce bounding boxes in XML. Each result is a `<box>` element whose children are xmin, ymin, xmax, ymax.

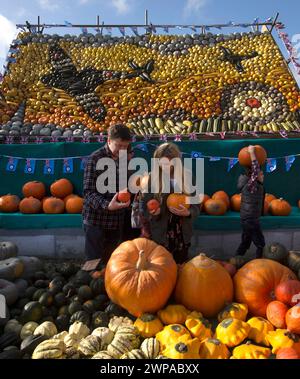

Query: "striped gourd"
<box><xmin>78</xmin><ymin>335</ymin><xmax>102</xmax><ymax>357</ymax></box>
<box><xmin>107</xmin><ymin>336</ymin><xmax>134</xmax><ymax>358</ymax></box>
<box><xmin>120</xmin><ymin>349</ymin><xmax>145</xmax><ymax>359</ymax></box>
<box><xmin>92</xmin><ymin>351</ymin><xmax>115</xmax><ymax>359</ymax></box>
<box><xmin>140</xmin><ymin>338</ymin><xmax>160</xmax><ymax>359</ymax></box>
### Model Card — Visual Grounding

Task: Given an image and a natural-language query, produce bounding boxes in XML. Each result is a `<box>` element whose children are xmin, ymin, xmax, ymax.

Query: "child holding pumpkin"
<box><xmin>140</xmin><ymin>142</ymin><xmax>200</xmax><ymax>264</ymax></box>
<box><xmin>236</xmin><ymin>145</ymin><xmax>265</xmax><ymax>258</ymax></box>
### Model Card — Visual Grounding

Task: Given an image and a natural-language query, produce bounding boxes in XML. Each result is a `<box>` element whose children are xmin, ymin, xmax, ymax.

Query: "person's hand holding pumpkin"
<box><xmin>107</xmin><ymin>193</ymin><xmax>130</xmax><ymax>211</ymax></box>
<box><xmin>168</xmin><ymin>204</ymin><xmax>191</xmax><ymax>217</ymax></box>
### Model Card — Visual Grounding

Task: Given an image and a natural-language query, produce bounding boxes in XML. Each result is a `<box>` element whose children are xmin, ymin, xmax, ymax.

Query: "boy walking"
<box><xmin>236</xmin><ymin>145</ymin><xmax>265</xmax><ymax>258</ymax></box>
<box><xmin>82</xmin><ymin>124</ymin><xmax>131</xmax><ymax>264</ymax></box>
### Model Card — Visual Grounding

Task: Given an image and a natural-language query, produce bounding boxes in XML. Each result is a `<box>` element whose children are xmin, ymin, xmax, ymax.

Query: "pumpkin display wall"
<box><xmin>0</xmin><ymin>30</ymin><xmax>299</xmax><ymax>137</ymax></box>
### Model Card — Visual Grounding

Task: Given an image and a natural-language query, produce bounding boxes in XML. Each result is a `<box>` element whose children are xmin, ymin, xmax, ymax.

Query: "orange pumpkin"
<box><xmin>238</xmin><ymin>145</ymin><xmax>267</xmax><ymax>167</ymax></box>
<box><xmin>266</xmin><ymin>300</ymin><xmax>288</xmax><ymax>328</ymax></box>
<box><xmin>212</xmin><ymin>191</ymin><xmax>230</xmax><ymax>210</ymax></box>
<box><xmin>275</xmin><ymin>280</ymin><xmax>300</xmax><ymax>306</ymax></box>
<box><xmin>286</xmin><ymin>304</ymin><xmax>300</xmax><ymax>334</ymax></box>
<box><xmin>19</xmin><ymin>197</ymin><xmax>42</xmax><ymax>214</ymax></box>
<box><xmin>117</xmin><ymin>190</ymin><xmax>131</xmax><ymax>203</ymax></box>
<box><xmin>43</xmin><ymin>197</ymin><xmax>65</xmax><ymax>214</ymax></box>
<box><xmin>230</xmin><ymin>194</ymin><xmax>241</xmax><ymax>212</ymax></box>
<box><xmin>276</xmin><ymin>347</ymin><xmax>299</xmax><ymax>359</ymax></box>
<box><xmin>204</xmin><ymin>199</ymin><xmax>227</xmax><ymax>216</ymax></box>
<box><xmin>234</xmin><ymin>259</ymin><xmax>296</xmax><ymax>317</ymax></box>
<box><xmin>147</xmin><ymin>199</ymin><xmax>160</xmax><ymax>212</ymax></box>
<box><xmin>264</xmin><ymin>199</ymin><xmax>270</xmax><ymax>215</ymax></box>
<box><xmin>166</xmin><ymin>194</ymin><xmax>190</xmax><ymax>209</ymax></box>
<box><xmin>104</xmin><ymin>238</ymin><xmax>178</xmax><ymax>317</ymax></box>
<box><xmin>63</xmin><ymin>194</ymin><xmax>76</xmax><ymax>204</ymax></box>
<box><xmin>22</xmin><ymin>181</ymin><xmax>46</xmax><ymax>200</ymax></box>
<box><xmin>0</xmin><ymin>194</ymin><xmax>20</xmax><ymax>213</ymax></box>
<box><xmin>50</xmin><ymin>178</ymin><xmax>73</xmax><ymax>199</ymax></box>
<box><xmin>175</xmin><ymin>253</ymin><xmax>234</xmax><ymax>318</ymax></box>
<box><xmin>265</xmin><ymin>193</ymin><xmax>277</xmax><ymax>203</ymax></box>
<box><xmin>65</xmin><ymin>195</ymin><xmax>84</xmax><ymax>214</ymax></box>
<box><xmin>269</xmin><ymin>198</ymin><xmax>291</xmax><ymax>216</ymax></box>
<box><xmin>216</xmin><ymin>261</ymin><xmax>237</xmax><ymax>277</ymax></box>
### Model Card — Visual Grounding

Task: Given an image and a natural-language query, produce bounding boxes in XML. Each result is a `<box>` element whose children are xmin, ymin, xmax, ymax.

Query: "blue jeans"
<box><xmin>83</xmin><ymin>224</ymin><xmax>121</xmax><ymax>263</ymax></box>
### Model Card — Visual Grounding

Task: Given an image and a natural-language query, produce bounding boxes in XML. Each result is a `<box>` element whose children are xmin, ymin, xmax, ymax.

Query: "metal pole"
<box><xmin>270</xmin><ymin>12</ymin><xmax>279</xmax><ymax>33</ymax></box>
<box><xmin>145</xmin><ymin>9</ymin><xmax>148</xmax><ymax>25</ymax></box>
<box><xmin>38</xmin><ymin>16</ymin><xmax>40</xmax><ymax>33</ymax></box>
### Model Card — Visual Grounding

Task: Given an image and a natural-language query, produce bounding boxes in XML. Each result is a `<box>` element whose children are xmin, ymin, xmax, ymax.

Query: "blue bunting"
<box><xmin>24</xmin><ymin>159</ymin><xmax>36</xmax><ymax>174</ymax></box>
<box><xmin>285</xmin><ymin>155</ymin><xmax>295</xmax><ymax>172</ymax></box>
<box><xmin>266</xmin><ymin>158</ymin><xmax>277</xmax><ymax>173</ymax></box>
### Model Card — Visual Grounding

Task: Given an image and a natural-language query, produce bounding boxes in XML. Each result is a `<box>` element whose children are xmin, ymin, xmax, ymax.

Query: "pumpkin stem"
<box><xmin>199</xmin><ymin>253</ymin><xmax>206</xmax><ymax>260</ymax></box>
<box><xmin>136</xmin><ymin>250</ymin><xmax>147</xmax><ymax>271</ymax></box>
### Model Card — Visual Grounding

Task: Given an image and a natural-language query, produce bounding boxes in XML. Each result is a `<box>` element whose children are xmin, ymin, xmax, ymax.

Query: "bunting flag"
<box><xmin>131</xmin><ymin>26</ymin><xmax>139</xmax><ymax>36</ymax></box>
<box><xmin>174</xmin><ymin>134</ymin><xmax>182</xmax><ymax>142</ymax></box>
<box><xmin>64</xmin><ymin>21</ymin><xmax>72</xmax><ymax>27</ymax></box>
<box><xmin>6</xmin><ymin>157</ymin><xmax>18</xmax><ymax>172</ymax></box>
<box><xmin>191</xmin><ymin>151</ymin><xmax>203</xmax><ymax>159</ymax></box>
<box><xmin>285</xmin><ymin>155</ymin><xmax>295</xmax><ymax>172</ymax></box>
<box><xmin>24</xmin><ymin>159</ymin><xmax>36</xmax><ymax>174</ymax></box>
<box><xmin>119</xmin><ymin>27</ymin><xmax>125</xmax><ymax>36</ymax></box>
<box><xmin>190</xmin><ymin>26</ymin><xmax>197</xmax><ymax>32</ymax></box>
<box><xmin>63</xmin><ymin>158</ymin><xmax>73</xmax><ymax>174</ymax></box>
<box><xmin>80</xmin><ymin>157</ymin><xmax>88</xmax><ymax>170</ymax></box>
<box><xmin>44</xmin><ymin>159</ymin><xmax>55</xmax><ymax>175</ymax></box>
<box><xmin>163</xmin><ymin>26</ymin><xmax>169</xmax><ymax>33</ymax></box>
<box><xmin>135</xmin><ymin>143</ymin><xmax>148</xmax><ymax>153</ymax></box>
<box><xmin>6</xmin><ymin>57</ymin><xmax>17</xmax><ymax>63</ymax></box>
<box><xmin>266</xmin><ymin>158</ymin><xmax>277</xmax><ymax>173</ymax></box>
<box><xmin>209</xmin><ymin>156</ymin><xmax>221</xmax><ymax>161</ymax></box>
<box><xmin>227</xmin><ymin>158</ymin><xmax>238</xmax><ymax>172</ymax></box>
<box><xmin>159</xmin><ymin>134</ymin><xmax>168</xmax><ymax>142</ymax></box>
<box><xmin>277</xmin><ymin>27</ymin><xmax>300</xmax><ymax>75</ymax></box>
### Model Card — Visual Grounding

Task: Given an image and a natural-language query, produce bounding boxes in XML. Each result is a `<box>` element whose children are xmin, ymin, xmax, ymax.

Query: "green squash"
<box><xmin>25</xmin><ymin>286</ymin><xmax>37</xmax><ymax>300</ymax></box>
<box><xmin>263</xmin><ymin>243</ymin><xmax>288</xmax><ymax>263</ymax></box>
<box><xmin>38</xmin><ymin>292</ymin><xmax>54</xmax><ymax>307</ymax></box>
<box><xmin>77</xmin><ymin>285</ymin><xmax>93</xmax><ymax>301</ymax></box>
<box><xmin>20</xmin><ymin>301</ymin><xmax>43</xmax><ymax>323</ymax></box>
<box><xmin>54</xmin><ymin>292</ymin><xmax>67</xmax><ymax>308</ymax></box>
<box><xmin>90</xmin><ymin>278</ymin><xmax>105</xmax><ymax>296</ymax></box>
<box><xmin>92</xmin><ymin>311</ymin><xmax>109</xmax><ymax>329</ymax></box>
<box><xmin>70</xmin><ymin>310</ymin><xmax>91</xmax><ymax>326</ymax></box>
<box><xmin>55</xmin><ymin>315</ymin><xmax>70</xmax><ymax>332</ymax></box>
<box><xmin>0</xmin><ymin>241</ymin><xmax>18</xmax><ymax>261</ymax></box>
<box><xmin>32</xmin><ymin>288</ymin><xmax>47</xmax><ymax>301</ymax></box>
<box><xmin>68</xmin><ymin>301</ymin><xmax>82</xmax><ymax>315</ymax></box>
<box><xmin>0</xmin><ymin>332</ymin><xmax>20</xmax><ymax>350</ymax></box>
<box><xmin>20</xmin><ymin>334</ymin><xmax>48</xmax><ymax>355</ymax></box>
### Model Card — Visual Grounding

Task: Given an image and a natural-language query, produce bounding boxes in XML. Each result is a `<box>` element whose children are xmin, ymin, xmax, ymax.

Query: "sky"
<box><xmin>0</xmin><ymin>0</ymin><xmax>300</xmax><ymax>84</ymax></box>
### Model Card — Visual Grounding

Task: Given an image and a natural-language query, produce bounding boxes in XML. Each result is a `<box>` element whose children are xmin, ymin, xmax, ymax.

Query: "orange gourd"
<box><xmin>22</xmin><ymin>181</ymin><xmax>46</xmax><ymax>200</ymax></box>
<box><xmin>212</xmin><ymin>191</ymin><xmax>230</xmax><ymax>210</ymax></box>
<box><xmin>204</xmin><ymin>199</ymin><xmax>227</xmax><ymax>216</ymax></box>
<box><xmin>43</xmin><ymin>197</ymin><xmax>65</xmax><ymax>214</ymax></box>
<box><xmin>104</xmin><ymin>238</ymin><xmax>177</xmax><ymax>317</ymax></box>
<box><xmin>234</xmin><ymin>259</ymin><xmax>296</xmax><ymax>317</ymax></box>
<box><xmin>266</xmin><ymin>301</ymin><xmax>288</xmax><ymax>329</ymax></box>
<box><xmin>230</xmin><ymin>194</ymin><xmax>241</xmax><ymax>212</ymax></box>
<box><xmin>65</xmin><ymin>195</ymin><xmax>84</xmax><ymax>214</ymax></box>
<box><xmin>50</xmin><ymin>178</ymin><xmax>73</xmax><ymax>199</ymax></box>
<box><xmin>269</xmin><ymin>198</ymin><xmax>291</xmax><ymax>216</ymax></box>
<box><xmin>238</xmin><ymin>145</ymin><xmax>267</xmax><ymax>167</ymax></box>
<box><xmin>19</xmin><ymin>197</ymin><xmax>42</xmax><ymax>214</ymax></box>
<box><xmin>286</xmin><ymin>304</ymin><xmax>300</xmax><ymax>334</ymax></box>
<box><xmin>175</xmin><ymin>253</ymin><xmax>234</xmax><ymax>318</ymax></box>
<box><xmin>166</xmin><ymin>194</ymin><xmax>190</xmax><ymax>209</ymax></box>
<box><xmin>0</xmin><ymin>194</ymin><xmax>20</xmax><ymax>213</ymax></box>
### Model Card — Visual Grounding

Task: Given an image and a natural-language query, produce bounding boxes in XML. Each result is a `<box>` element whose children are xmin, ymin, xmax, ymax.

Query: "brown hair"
<box><xmin>108</xmin><ymin>124</ymin><xmax>131</xmax><ymax>141</ymax></box>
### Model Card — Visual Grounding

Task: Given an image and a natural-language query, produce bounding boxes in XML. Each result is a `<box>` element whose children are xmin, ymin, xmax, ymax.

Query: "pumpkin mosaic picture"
<box><xmin>0</xmin><ymin>30</ymin><xmax>300</xmax><ymax>137</ymax></box>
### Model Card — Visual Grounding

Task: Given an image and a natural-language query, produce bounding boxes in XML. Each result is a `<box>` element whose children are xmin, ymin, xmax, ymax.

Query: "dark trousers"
<box><xmin>236</xmin><ymin>218</ymin><xmax>265</xmax><ymax>258</ymax></box>
<box><xmin>84</xmin><ymin>224</ymin><xmax>121</xmax><ymax>264</ymax></box>
<box><xmin>121</xmin><ymin>208</ymin><xmax>141</xmax><ymax>241</ymax></box>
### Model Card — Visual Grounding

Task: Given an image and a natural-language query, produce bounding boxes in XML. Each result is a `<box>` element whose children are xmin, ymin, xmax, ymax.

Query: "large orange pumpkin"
<box><xmin>266</xmin><ymin>300</ymin><xmax>288</xmax><ymax>329</ymax></box>
<box><xmin>230</xmin><ymin>194</ymin><xmax>241</xmax><ymax>212</ymax></box>
<box><xmin>65</xmin><ymin>195</ymin><xmax>84</xmax><ymax>214</ymax></box>
<box><xmin>269</xmin><ymin>198</ymin><xmax>292</xmax><ymax>216</ymax></box>
<box><xmin>104</xmin><ymin>238</ymin><xmax>178</xmax><ymax>317</ymax></box>
<box><xmin>212</xmin><ymin>191</ymin><xmax>230</xmax><ymax>209</ymax></box>
<box><xmin>43</xmin><ymin>197</ymin><xmax>65</xmax><ymax>214</ymax></box>
<box><xmin>204</xmin><ymin>199</ymin><xmax>227</xmax><ymax>216</ymax></box>
<box><xmin>286</xmin><ymin>304</ymin><xmax>300</xmax><ymax>334</ymax></box>
<box><xmin>166</xmin><ymin>194</ymin><xmax>190</xmax><ymax>209</ymax></box>
<box><xmin>22</xmin><ymin>181</ymin><xmax>46</xmax><ymax>200</ymax></box>
<box><xmin>234</xmin><ymin>259</ymin><xmax>296</xmax><ymax>317</ymax></box>
<box><xmin>50</xmin><ymin>178</ymin><xmax>73</xmax><ymax>199</ymax></box>
<box><xmin>0</xmin><ymin>194</ymin><xmax>20</xmax><ymax>213</ymax></box>
<box><xmin>19</xmin><ymin>197</ymin><xmax>42</xmax><ymax>214</ymax></box>
<box><xmin>175</xmin><ymin>253</ymin><xmax>234</xmax><ymax>318</ymax></box>
<box><xmin>238</xmin><ymin>145</ymin><xmax>267</xmax><ymax>167</ymax></box>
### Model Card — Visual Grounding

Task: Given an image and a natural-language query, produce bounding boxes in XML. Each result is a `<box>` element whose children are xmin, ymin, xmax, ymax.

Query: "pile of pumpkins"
<box><xmin>0</xmin><ymin>179</ymin><xmax>83</xmax><ymax>214</ymax></box>
<box><xmin>1</xmin><ymin>237</ymin><xmax>300</xmax><ymax>359</ymax></box>
<box><xmin>0</xmin><ymin>29</ymin><xmax>299</xmax><ymax>135</ymax></box>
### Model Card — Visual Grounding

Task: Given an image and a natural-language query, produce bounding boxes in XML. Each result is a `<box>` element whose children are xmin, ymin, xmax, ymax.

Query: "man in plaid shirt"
<box><xmin>236</xmin><ymin>145</ymin><xmax>266</xmax><ymax>258</ymax></box>
<box><xmin>82</xmin><ymin>124</ymin><xmax>131</xmax><ymax>263</ymax></box>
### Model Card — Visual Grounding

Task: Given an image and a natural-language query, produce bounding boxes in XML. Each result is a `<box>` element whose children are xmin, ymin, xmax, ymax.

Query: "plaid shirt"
<box><xmin>248</xmin><ymin>159</ymin><xmax>260</xmax><ymax>193</ymax></box>
<box><xmin>82</xmin><ymin>144</ymin><xmax>125</xmax><ymax>229</ymax></box>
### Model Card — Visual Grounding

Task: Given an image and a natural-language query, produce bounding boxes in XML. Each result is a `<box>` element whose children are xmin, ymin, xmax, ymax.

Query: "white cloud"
<box><xmin>0</xmin><ymin>14</ymin><xmax>17</xmax><ymax>69</ymax></box>
<box><xmin>184</xmin><ymin>0</ymin><xmax>208</xmax><ymax>17</ymax></box>
<box><xmin>78</xmin><ymin>0</ymin><xmax>90</xmax><ymax>4</ymax></box>
<box><xmin>111</xmin><ymin>0</ymin><xmax>130</xmax><ymax>15</ymax></box>
<box><xmin>37</xmin><ymin>0</ymin><xmax>59</xmax><ymax>11</ymax></box>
